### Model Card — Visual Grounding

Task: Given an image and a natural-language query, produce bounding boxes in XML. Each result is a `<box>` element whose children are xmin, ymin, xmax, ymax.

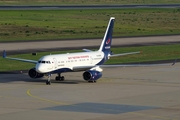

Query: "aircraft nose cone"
<box><xmin>36</xmin><ymin>64</ymin><xmax>44</xmax><ymax>73</ymax></box>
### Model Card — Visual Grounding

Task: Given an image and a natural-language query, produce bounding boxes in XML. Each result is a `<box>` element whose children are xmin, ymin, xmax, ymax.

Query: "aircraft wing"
<box><xmin>72</xmin><ymin>60</ymin><xmax>176</xmax><ymax>72</ymax></box>
<box><xmin>2</xmin><ymin>50</ymin><xmax>38</xmax><ymax>64</ymax></box>
<box><xmin>99</xmin><ymin>64</ymin><xmax>171</xmax><ymax>68</ymax></box>
<box><xmin>99</xmin><ymin>60</ymin><xmax>176</xmax><ymax>68</ymax></box>
<box><xmin>109</xmin><ymin>51</ymin><xmax>140</xmax><ymax>57</ymax></box>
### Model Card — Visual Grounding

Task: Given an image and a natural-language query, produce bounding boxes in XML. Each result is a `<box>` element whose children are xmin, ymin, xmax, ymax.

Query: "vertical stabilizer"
<box><xmin>98</xmin><ymin>17</ymin><xmax>115</xmax><ymax>54</ymax></box>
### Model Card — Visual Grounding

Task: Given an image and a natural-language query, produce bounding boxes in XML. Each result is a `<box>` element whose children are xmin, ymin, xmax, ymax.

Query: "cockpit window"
<box><xmin>38</xmin><ymin>61</ymin><xmax>51</xmax><ymax>64</ymax></box>
<box><xmin>46</xmin><ymin>61</ymin><xmax>51</xmax><ymax>64</ymax></box>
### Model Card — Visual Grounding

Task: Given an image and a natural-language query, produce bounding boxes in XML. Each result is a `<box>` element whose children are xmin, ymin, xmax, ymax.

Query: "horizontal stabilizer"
<box><xmin>82</xmin><ymin>49</ymin><xmax>93</xmax><ymax>52</ymax></box>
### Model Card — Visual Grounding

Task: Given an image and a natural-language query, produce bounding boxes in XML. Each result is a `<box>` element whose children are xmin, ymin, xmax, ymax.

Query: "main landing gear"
<box><xmin>55</xmin><ymin>73</ymin><xmax>65</xmax><ymax>81</ymax></box>
<box><xmin>46</xmin><ymin>73</ymin><xmax>65</xmax><ymax>85</ymax></box>
<box><xmin>88</xmin><ymin>80</ymin><xmax>96</xmax><ymax>83</ymax></box>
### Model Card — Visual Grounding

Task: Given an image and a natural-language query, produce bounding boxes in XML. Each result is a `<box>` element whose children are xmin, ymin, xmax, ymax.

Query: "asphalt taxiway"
<box><xmin>1</xmin><ymin>35</ymin><xmax>180</xmax><ymax>55</ymax></box>
<box><xmin>0</xmin><ymin>63</ymin><xmax>180</xmax><ymax>120</ymax></box>
<box><xmin>0</xmin><ymin>4</ymin><xmax>180</xmax><ymax>10</ymax></box>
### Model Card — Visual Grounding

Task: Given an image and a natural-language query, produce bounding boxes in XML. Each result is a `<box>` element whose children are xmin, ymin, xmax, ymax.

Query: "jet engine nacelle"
<box><xmin>28</xmin><ymin>68</ymin><xmax>44</xmax><ymax>78</ymax></box>
<box><xmin>83</xmin><ymin>70</ymin><xmax>102</xmax><ymax>81</ymax></box>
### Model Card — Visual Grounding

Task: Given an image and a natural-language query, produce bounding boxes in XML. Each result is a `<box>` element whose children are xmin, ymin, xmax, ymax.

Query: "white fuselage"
<box><xmin>35</xmin><ymin>51</ymin><xmax>105</xmax><ymax>73</ymax></box>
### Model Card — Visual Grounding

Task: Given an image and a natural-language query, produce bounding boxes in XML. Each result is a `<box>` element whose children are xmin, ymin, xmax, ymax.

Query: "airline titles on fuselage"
<box><xmin>68</xmin><ymin>55</ymin><xmax>89</xmax><ymax>59</ymax></box>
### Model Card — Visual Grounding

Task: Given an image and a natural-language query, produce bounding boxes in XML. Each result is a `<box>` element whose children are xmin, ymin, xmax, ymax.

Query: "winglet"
<box><xmin>3</xmin><ymin>50</ymin><xmax>6</xmax><ymax>58</ymax></box>
<box><xmin>172</xmin><ymin>59</ymin><xmax>177</xmax><ymax>66</ymax></box>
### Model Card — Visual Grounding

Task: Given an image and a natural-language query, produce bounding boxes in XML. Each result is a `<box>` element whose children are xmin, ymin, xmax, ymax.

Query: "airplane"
<box><xmin>2</xmin><ymin>17</ymin><xmax>175</xmax><ymax>85</ymax></box>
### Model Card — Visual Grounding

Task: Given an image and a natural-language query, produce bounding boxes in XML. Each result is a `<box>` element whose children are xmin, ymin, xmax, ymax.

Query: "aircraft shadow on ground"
<box><xmin>0</xmin><ymin>72</ymin><xmax>86</xmax><ymax>84</ymax></box>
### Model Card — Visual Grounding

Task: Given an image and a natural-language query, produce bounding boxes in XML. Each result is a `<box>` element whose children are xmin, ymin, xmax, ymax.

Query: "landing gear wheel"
<box><xmin>55</xmin><ymin>76</ymin><xmax>60</xmax><ymax>81</ymax></box>
<box><xmin>46</xmin><ymin>80</ymin><xmax>51</xmax><ymax>85</ymax></box>
<box><xmin>61</xmin><ymin>76</ymin><xmax>65</xmax><ymax>81</ymax></box>
<box><xmin>88</xmin><ymin>80</ymin><xmax>96</xmax><ymax>83</ymax></box>
<box><xmin>55</xmin><ymin>74</ymin><xmax>65</xmax><ymax>81</ymax></box>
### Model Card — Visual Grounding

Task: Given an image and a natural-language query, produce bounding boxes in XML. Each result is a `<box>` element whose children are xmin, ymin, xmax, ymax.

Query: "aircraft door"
<box><xmin>90</xmin><ymin>56</ymin><xmax>93</xmax><ymax>64</ymax></box>
<box><xmin>53</xmin><ymin>58</ymin><xmax>58</xmax><ymax>69</ymax></box>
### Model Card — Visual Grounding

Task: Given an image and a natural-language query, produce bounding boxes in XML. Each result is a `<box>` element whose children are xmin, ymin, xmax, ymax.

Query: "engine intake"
<box><xmin>83</xmin><ymin>70</ymin><xmax>102</xmax><ymax>81</ymax></box>
<box><xmin>28</xmin><ymin>68</ymin><xmax>44</xmax><ymax>78</ymax></box>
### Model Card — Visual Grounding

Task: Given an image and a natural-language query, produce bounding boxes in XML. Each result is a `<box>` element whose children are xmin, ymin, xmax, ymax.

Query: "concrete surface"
<box><xmin>1</xmin><ymin>35</ymin><xmax>180</xmax><ymax>54</ymax></box>
<box><xmin>0</xmin><ymin>63</ymin><xmax>179</xmax><ymax>120</ymax></box>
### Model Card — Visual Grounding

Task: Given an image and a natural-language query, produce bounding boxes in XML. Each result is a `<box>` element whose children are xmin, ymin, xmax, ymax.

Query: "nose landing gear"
<box><xmin>46</xmin><ymin>73</ymin><xmax>51</xmax><ymax>85</ymax></box>
<box><xmin>45</xmin><ymin>73</ymin><xmax>65</xmax><ymax>85</ymax></box>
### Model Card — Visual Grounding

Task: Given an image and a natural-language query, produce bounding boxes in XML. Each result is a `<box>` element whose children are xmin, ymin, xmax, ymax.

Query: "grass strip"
<box><xmin>0</xmin><ymin>0</ymin><xmax>180</xmax><ymax>5</ymax></box>
<box><xmin>0</xmin><ymin>8</ymin><xmax>180</xmax><ymax>42</ymax></box>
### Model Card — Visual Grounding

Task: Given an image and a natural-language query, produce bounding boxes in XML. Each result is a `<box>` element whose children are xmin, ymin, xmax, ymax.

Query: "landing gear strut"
<box><xmin>55</xmin><ymin>73</ymin><xmax>65</xmax><ymax>81</ymax></box>
<box><xmin>88</xmin><ymin>80</ymin><xmax>96</xmax><ymax>83</ymax></box>
<box><xmin>46</xmin><ymin>73</ymin><xmax>51</xmax><ymax>85</ymax></box>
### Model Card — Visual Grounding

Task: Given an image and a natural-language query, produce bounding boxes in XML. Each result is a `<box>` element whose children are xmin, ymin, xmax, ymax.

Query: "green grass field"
<box><xmin>0</xmin><ymin>44</ymin><xmax>179</xmax><ymax>71</ymax></box>
<box><xmin>0</xmin><ymin>7</ymin><xmax>179</xmax><ymax>72</ymax></box>
<box><xmin>0</xmin><ymin>8</ymin><xmax>180</xmax><ymax>42</ymax></box>
<box><xmin>0</xmin><ymin>0</ymin><xmax>179</xmax><ymax>5</ymax></box>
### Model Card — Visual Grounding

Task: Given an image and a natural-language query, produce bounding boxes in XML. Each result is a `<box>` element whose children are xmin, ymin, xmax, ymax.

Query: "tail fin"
<box><xmin>98</xmin><ymin>17</ymin><xmax>115</xmax><ymax>54</ymax></box>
